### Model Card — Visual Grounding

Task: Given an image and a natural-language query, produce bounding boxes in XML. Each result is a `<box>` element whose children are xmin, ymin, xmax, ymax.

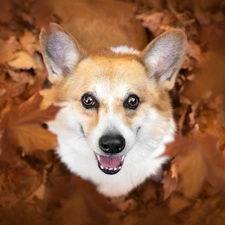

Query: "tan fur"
<box><xmin>39</xmin><ymin>23</ymin><xmax>187</xmax><ymax>197</ymax></box>
<box><xmin>42</xmin><ymin>54</ymin><xmax>173</xmax><ymax>136</ymax></box>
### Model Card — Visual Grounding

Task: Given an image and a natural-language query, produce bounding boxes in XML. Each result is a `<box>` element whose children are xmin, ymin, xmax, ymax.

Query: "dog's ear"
<box><xmin>40</xmin><ymin>23</ymin><xmax>85</xmax><ymax>83</ymax></box>
<box><xmin>141</xmin><ymin>29</ymin><xmax>187</xmax><ymax>90</ymax></box>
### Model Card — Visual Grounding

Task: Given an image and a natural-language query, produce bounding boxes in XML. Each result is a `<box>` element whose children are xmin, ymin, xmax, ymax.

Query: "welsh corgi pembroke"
<box><xmin>40</xmin><ymin>23</ymin><xmax>187</xmax><ymax>197</ymax></box>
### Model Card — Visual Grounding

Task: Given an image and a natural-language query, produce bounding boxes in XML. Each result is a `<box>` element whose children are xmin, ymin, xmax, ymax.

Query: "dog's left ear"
<box><xmin>141</xmin><ymin>29</ymin><xmax>187</xmax><ymax>90</ymax></box>
<box><xmin>40</xmin><ymin>23</ymin><xmax>86</xmax><ymax>83</ymax></box>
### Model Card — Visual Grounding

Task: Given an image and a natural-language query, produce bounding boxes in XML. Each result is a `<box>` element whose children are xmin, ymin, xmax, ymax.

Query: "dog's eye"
<box><xmin>124</xmin><ymin>94</ymin><xmax>140</xmax><ymax>110</ymax></box>
<box><xmin>81</xmin><ymin>93</ymin><xmax>98</xmax><ymax>109</ymax></box>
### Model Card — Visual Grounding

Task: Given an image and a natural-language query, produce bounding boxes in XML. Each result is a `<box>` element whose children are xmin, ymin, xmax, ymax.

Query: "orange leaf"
<box><xmin>169</xmin><ymin>193</ymin><xmax>192</xmax><ymax>215</ymax></box>
<box><xmin>165</xmin><ymin>133</ymin><xmax>206</xmax><ymax>198</ymax></box>
<box><xmin>0</xmin><ymin>93</ymin><xmax>60</xmax><ymax>154</ymax></box>
<box><xmin>161</xmin><ymin>168</ymin><xmax>178</xmax><ymax>200</ymax></box>
<box><xmin>45</xmin><ymin>164</ymin><xmax>115</xmax><ymax>225</ymax></box>
<box><xmin>165</xmin><ymin>131</ymin><xmax>225</xmax><ymax>198</ymax></box>
<box><xmin>197</xmin><ymin>133</ymin><xmax>225</xmax><ymax>192</ymax></box>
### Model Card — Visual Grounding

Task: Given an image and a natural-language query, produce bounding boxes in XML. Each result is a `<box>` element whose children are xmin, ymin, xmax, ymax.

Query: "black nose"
<box><xmin>99</xmin><ymin>134</ymin><xmax>125</xmax><ymax>154</ymax></box>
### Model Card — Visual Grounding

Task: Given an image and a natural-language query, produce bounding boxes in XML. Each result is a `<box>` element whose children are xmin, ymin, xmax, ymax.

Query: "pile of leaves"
<box><xmin>1</xmin><ymin>0</ymin><xmax>225</xmax><ymax>224</ymax></box>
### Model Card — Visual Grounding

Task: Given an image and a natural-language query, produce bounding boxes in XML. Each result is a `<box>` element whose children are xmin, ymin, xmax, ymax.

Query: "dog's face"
<box><xmin>40</xmin><ymin>24</ymin><xmax>187</xmax><ymax>196</ymax></box>
<box><xmin>54</xmin><ymin>56</ymin><xmax>173</xmax><ymax>175</ymax></box>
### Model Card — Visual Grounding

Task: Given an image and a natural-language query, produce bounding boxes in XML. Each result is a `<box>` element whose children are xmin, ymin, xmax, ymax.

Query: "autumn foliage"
<box><xmin>0</xmin><ymin>0</ymin><xmax>225</xmax><ymax>224</ymax></box>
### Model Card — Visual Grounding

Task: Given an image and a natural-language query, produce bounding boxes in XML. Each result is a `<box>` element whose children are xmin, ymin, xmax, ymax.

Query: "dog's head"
<box><xmin>40</xmin><ymin>24</ymin><xmax>186</xmax><ymax>181</ymax></box>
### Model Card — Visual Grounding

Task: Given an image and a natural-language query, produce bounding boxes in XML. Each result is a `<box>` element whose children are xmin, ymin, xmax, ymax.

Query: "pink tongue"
<box><xmin>99</xmin><ymin>155</ymin><xmax>122</xmax><ymax>168</ymax></box>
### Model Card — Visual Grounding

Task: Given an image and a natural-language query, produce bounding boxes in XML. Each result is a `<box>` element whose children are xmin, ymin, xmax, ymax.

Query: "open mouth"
<box><xmin>95</xmin><ymin>153</ymin><xmax>125</xmax><ymax>175</ymax></box>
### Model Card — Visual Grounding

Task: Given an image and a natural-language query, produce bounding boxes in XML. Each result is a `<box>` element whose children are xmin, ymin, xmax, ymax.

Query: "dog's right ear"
<box><xmin>40</xmin><ymin>23</ymin><xmax>85</xmax><ymax>83</ymax></box>
<box><xmin>141</xmin><ymin>29</ymin><xmax>187</xmax><ymax>91</ymax></box>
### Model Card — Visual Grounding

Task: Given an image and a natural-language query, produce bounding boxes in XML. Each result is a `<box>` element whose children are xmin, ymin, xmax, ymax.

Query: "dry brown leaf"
<box><xmin>8</xmin><ymin>51</ymin><xmax>36</xmax><ymax>70</ymax></box>
<box><xmin>136</xmin><ymin>12</ymin><xmax>165</xmax><ymax>34</ymax></box>
<box><xmin>33</xmin><ymin>52</ymin><xmax>45</xmax><ymax>71</ymax></box>
<box><xmin>5</xmin><ymin>164</ymin><xmax>43</xmax><ymax>199</ymax></box>
<box><xmin>5</xmin><ymin>80</ymin><xmax>27</xmax><ymax>98</ymax></box>
<box><xmin>161</xmin><ymin>169</ymin><xmax>178</xmax><ymax>200</ymax></box>
<box><xmin>164</xmin><ymin>134</ymin><xmax>206</xmax><ymax>198</ymax></box>
<box><xmin>138</xmin><ymin>205</ymin><xmax>176</xmax><ymax>225</ymax></box>
<box><xmin>28</xmin><ymin>70</ymin><xmax>47</xmax><ymax>97</ymax></box>
<box><xmin>20</xmin><ymin>29</ymin><xmax>37</xmax><ymax>56</ymax></box>
<box><xmin>71</xmin><ymin>176</ymin><xmax>116</xmax><ymax>223</ymax></box>
<box><xmin>0</xmin><ymin>204</ymin><xmax>52</xmax><ymax>225</ymax></box>
<box><xmin>0</xmin><ymin>190</ymin><xmax>20</xmax><ymax>209</ymax></box>
<box><xmin>8</xmin><ymin>69</ymin><xmax>35</xmax><ymax>84</ymax></box>
<box><xmin>163</xmin><ymin>134</ymin><xmax>185</xmax><ymax>157</ymax></box>
<box><xmin>58</xmin><ymin>194</ymin><xmax>91</xmax><ymax>225</ymax></box>
<box><xmin>0</xmin><ymin>150</ymin><xmax>44</xmax><ymax>209</ymax></box>
<box><xmin>0</xmin><ymin>93</ymin><xmax>59</xmax><ymax>154</ymax></box>
<box><xmin>182</xmin><ymin>195</ymin><xmax>222</xmax><ymax>225</ymax></box>
<box><xmin>30</xmin><ymin>0</ymin><xmax>53</xmax><ymax>29</ymax></box>
<box><xmin>116</xmin><ymin>198</ymin><xmax>137</xmax><ymax>213</ymax></box>
<box><xmin>198</xmin><ymin>134</ymin><xmax>225</xmax><ymax>192</ymax></box>
<box><xmin>169</xmin><ymin>193</ymin><xmax>192</xmax><ymax>215</ymax></box>
<box><xmin>0</xmin><ymin>82</ymin><xmax>7</xmax><ymax>97</ymax></box>
<box><xmin>175</xmin><ymin>139</ymin><xmax>206</xmax><ymax>198</ymax></box>
<box><xmin>0</xmin><ymin>0</ymin><xmax>13</xmax><ymax>24</ymax></box>
<box><xmin>165</xmin><ymin>131</ymin><xmax>225</xmax><ymax>199</ymax></box>
<box><xmin>136</xmin><ymin>10</ymin><xmax>177</xmax><ymax>37</ymax></box>
<box><xmin>45</xmin><ymin>164</ymin><xmax>115</xmax><ymax>225</ymax></box>
<box><xmin>18</xmin><ymin>11</ymin><xmax>34</xmax><ymax>26</ymax></box>
<box><xmin>30</xmin><ymin>183</ymin><xmax>45</xmax><ymax>200</ymax></box>
<box><xmin>122</xmin><ymin>212</ymin><xmax>141</xmax><ymax>225</ymax></box>
<box><xmin>0</xmin><ymin>36</ymin><xmax>20</xmax><ymax>64</ymax></box>
<box><xmin>187</xmin><ymin>39</ymin><xmax>203</xmax><ymax>63</ymax></box>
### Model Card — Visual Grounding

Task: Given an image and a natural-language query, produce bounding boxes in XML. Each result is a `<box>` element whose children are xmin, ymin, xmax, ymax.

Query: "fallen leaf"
<box><xmin>165</xmin><ymin>131</ymin><xmax>225</xmax><ymax>200</ymax></box>
<box><xmin>136</xmin><ymin>12</ymin><xmax>165</xmax><ymax>34</ymax></box>
<box><xmin>8</xmin><ymin>51</ymin><xmax>36</xmax><ymax>70</ymax></box>
<box><xmin>0</xmin><ymin>36</ymin><xmax>20</xmax><ymax>64</ymax></box>
<box><xmin>187</xmin><ymin>39</ymin><xmax>203</xmax><ymax>63</ymax></box>
<box><xmin>0</xmin><ymin>204</ymin><xmax>52</xmax><ymax>225</ymax></box>
<box><xmin>20</xmin><ymin>29</ymin><xmax>37</xmax><ymax>56</ymax></box>
<box><xmin>0</xmin><ymin>93</ymin><xmax>59</xmax><ymax>154</ymax></box>
<box><xmin>33</xmin><ymin>52</ymin><xmax>45</xmax><ymax>71</ymax></box>
<box><xmin>116</xmin><ymin>198</ymin><xmax>137</xmax><ymax>213</ymax></box>
<box><xmin>176</xmin><ymin>140</ymin><xmax>206</xmax><ymax>198</ymax></box>
<box><xmin>58</xmin><ymin>194</ymin><xmax>91</xmax><ymax>225</ymax></box>
<box><xmin>164</xmin><ymin>133</ymin><xmax>206</xmax><ymax>198</ymax></box>
<box><xmin>8</xmin><ymin>69</ymin><xmax>34</xmax><ymax>84</ymax></box>
<box><xmin>169</xmin><ymin>193</ymin><xmax>192</xmax><ymax>215</ymax></box>
<box><xmin>138</xmin><ymin>205</ymin><xmax>176</xmax><ymax>225</ymax></box>
<box><xmin>28</xmin><ymin>70</ymin><xmax>47</xmax><ymax>97</ymax></box>
<box><xmin>122</xmin><ymin>212</ymin><xmax>142</xmax><ymax>225</ymax></box>
<box><xmin>45</xmin><ymin>164</ymin><xmax>116</xmax><ymax>225</ymax></box>
<box><xmin>161</xmin><ymin>169</ymin><xmax>178</xmax><ymax>200</ymax></box>
<box><xmin>198</xmin><ymin>133</ymin><xmax>225</xmax><ymax>192</ymax></box>
<box><xmin>30</xmin><ymin>0</ymin><xmax>53</xmax><ymax>29</ymax></box>
<box><xmin>0</xmin><ymin>0</ymin><xmax>13</xmax><ymax>24</ymax></box>
<box><xmin>5</xmin><ymin>80</ymin><xmax>27</xmax><ymax>98</ymax></box>
<box><xmin>182</xmin><ymin>195</ymin><xmax>222</xmax><ymax>225</ymax></box>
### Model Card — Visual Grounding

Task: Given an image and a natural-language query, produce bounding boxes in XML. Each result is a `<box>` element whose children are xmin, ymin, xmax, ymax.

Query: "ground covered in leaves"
<box><xmin>1</xmin><ymin>0</ymin><xmax>225</xmax><ymax>224</ymax></box>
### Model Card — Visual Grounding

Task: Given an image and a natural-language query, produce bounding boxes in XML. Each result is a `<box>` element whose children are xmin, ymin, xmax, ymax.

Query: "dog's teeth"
<box><xmin>105</xmin><ymin>167</ymin><xmax>108</xmax><ymax>170</ymax></box>
<box><xmin>109</xmin><ymin>168</ymin><xmax>113</xmax><ymax>171</ymax></box>
<box><xmin>114</xmin><ymin>168</ymin><xmax>118</xmax><ymax>171</ymax></box>
<box><xmin>122</xmin><ymin>155</ymin><xmax>125</xmax><ymax>161</ymax></box>
<box><xmin>96</xmin><ymin>155</ymin><xmax>100</xmax><ymax>161</ymax></box>
<box><xmin>100</xmin><ymin>165</ymin><xmax>104</xmax><ymax>170</ymax></box>
<box><xmin>118</xmin><ymin>166</ymin><xmax>122</xmax><ymax>170</ymax></box>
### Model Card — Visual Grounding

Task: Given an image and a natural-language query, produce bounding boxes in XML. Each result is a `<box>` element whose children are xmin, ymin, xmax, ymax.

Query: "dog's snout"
<box><xmin>99</xmin><ymin>134</ymin><xmax>125</xmax><ymax>154</ymax></box>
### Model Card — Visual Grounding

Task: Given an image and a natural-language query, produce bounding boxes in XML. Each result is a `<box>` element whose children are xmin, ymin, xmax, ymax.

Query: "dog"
<box><xmin>39</xmin><ymin>23</ymin><xmax>187</xmax><ymax>197</ymax></box>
